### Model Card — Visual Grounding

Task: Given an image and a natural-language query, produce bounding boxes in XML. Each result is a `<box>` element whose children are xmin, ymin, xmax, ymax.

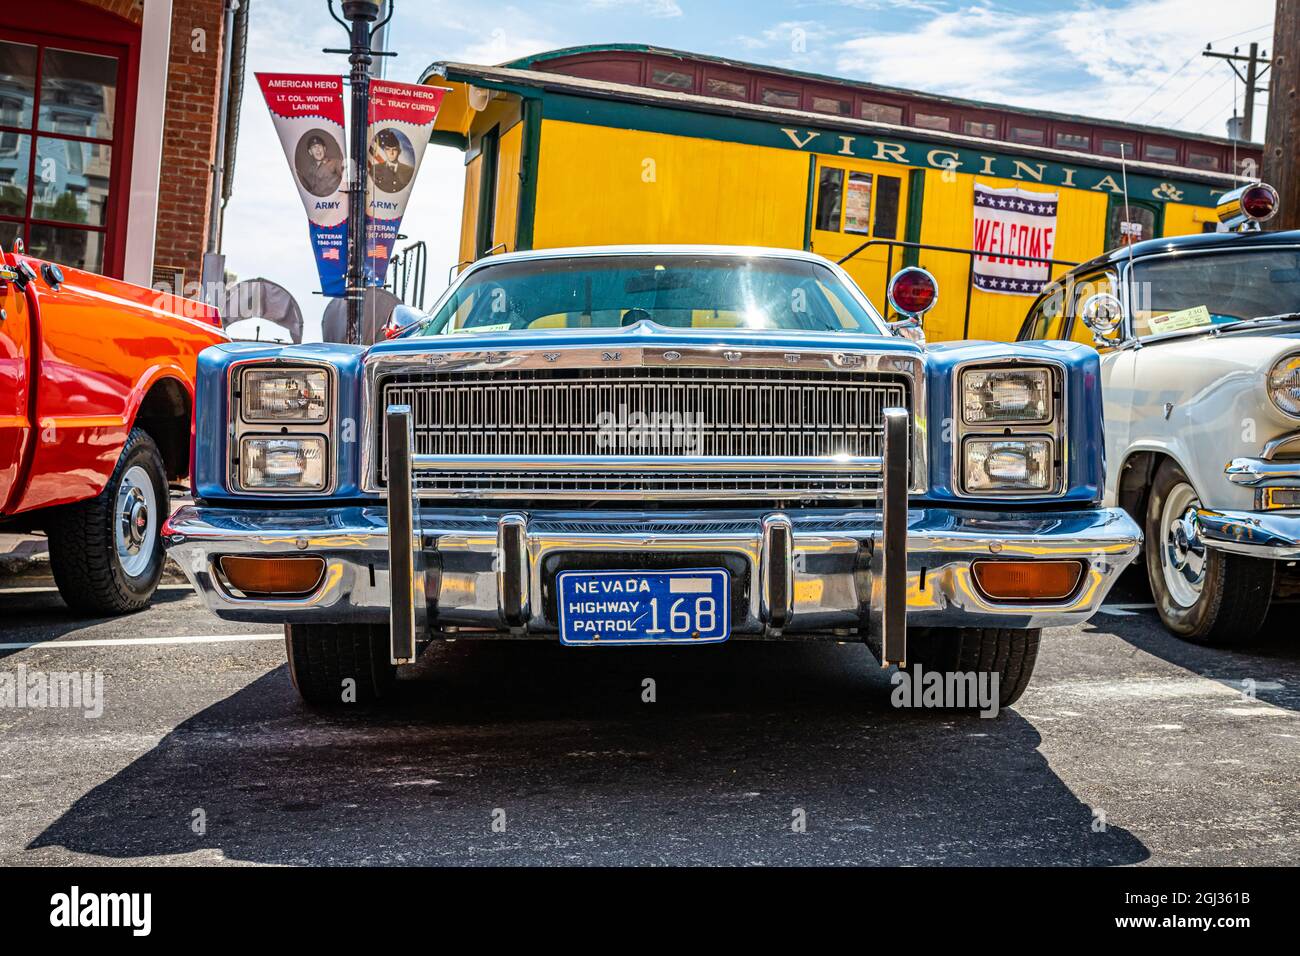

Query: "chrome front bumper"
<box><xmin>163</xmin><ymin>504</ymin><xmax>1139</xmax><ymax>640</ymax></box>
<box><xmin>1212</xmin><ymin>452</ymin><xmax>1300</xmax><ymax>558</ymax></box>
<box><xmin>1198</xmin><ymin>509</ymin><xmax>1300</xmax><ymax>560</ymax></box>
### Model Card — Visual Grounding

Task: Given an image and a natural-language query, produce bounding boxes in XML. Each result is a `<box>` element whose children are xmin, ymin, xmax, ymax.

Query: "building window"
<box><xmin>963</xmin><ymin>119</ymin><xmax>997</xmax><ymax>138</ymax></box>
<box><xmin>861</xmin><ymin>101</ymin><xmax>902</xmax><ymax>124</ymax></box>
<box><xmin>1143</xmin><ymin>142</ymin><xmax>1178</xmax><ymax>163</ymax></box>
<box><xmin>761</xmin><ymin>87</ymin><xmax>800</xmax><ymax>109</ymax></box>
<box><xmin>812</xmin><ymin>95</ymin><xmax>850</xmax><ymax>115</ymax></box>
<box><xmin>1055</xmin><ymin>131</ymin><xmax>1090</xmax><ymax>151</ymax></box>
<box><xmin>1100</xmin><ymin>138</ymin><xmax>1135</xmax><ymax>159</ymax></box>
<box><xmin>843</xmin><ymin>171</ymin><xmax>873</xmax><ymax>235</ymax></box>
<box><xmin>704</xmin><ymin>76</ymin><xmax>747</xmax><ymax>100</ymax></box>
<box><xmin>0</xmin><ymin>38</ymin><xmax>119</xmax><ymax>274</ymax></box>
<box><xmin>1186</xmin><ymin>149</ymin><xmax>1221</xmax><ymax>170</ymax></box>
<box><xmin>913</xmin><ymin>112</ymin><xmax>951</xmax><ymax>131</ymax></box>
<box><xmin>650</xmin><ymin>68</ymin><xmax>693</xmax><ymax>91</ymax></box>
<box><xmin>1009</xmin><ymin>125</ymin><xmax>1045</xmax><ymax>145</ymax></box>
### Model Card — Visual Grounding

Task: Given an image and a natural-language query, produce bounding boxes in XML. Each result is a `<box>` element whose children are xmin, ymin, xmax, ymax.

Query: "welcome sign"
<box><xmin>256</xmin><ymin>73</ymin><xmax>349</xmax><ymax>296</ymax></box>
<box><xmin>364</xmin><ymin>80</ymin><xmax>445</xmax><ymax>285</ymax></box>
<box><xmin>971</xmin><ymin>182</ymin><xmax>1059</xmax><ymax>296</ymax></box>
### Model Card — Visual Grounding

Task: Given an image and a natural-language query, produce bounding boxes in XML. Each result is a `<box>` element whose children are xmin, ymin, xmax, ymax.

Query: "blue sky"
<box><xmin>221</xmin><ymin>0</ymin><xmax>1275</xmax><ymax>339</ymax></box>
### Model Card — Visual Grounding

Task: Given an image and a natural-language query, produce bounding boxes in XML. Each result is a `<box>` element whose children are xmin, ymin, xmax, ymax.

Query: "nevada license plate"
<box><xmin>557</xmin><ymin>569</ymin><xmax>731</xmax><ymax>646</ymax></box>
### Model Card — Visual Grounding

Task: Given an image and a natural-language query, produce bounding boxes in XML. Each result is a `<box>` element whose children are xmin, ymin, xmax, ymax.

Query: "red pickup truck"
<box><xmin>0</xmin><ymin>246</ymin><xmax>227</xmax><ymax>614</ymax></box>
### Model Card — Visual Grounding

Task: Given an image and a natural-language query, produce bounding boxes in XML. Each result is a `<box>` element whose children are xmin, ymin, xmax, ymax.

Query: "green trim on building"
<box><xmin>802</xmin><ymin>154</ymin><xmax>817</xmax><ymax>251</ymax></box>
<box><xmin>515</xmin><ymin>97</ymin><xmax>543</xmax><ymax>251</ymax></box>
<box><xmin>536</xmin><ymin>92</ymin><xmax>1225</xmax><ymax>208</ymax></box>
<box><xmin>903</xmin><ymin>168</ymin><xmax>925</xmax><ymax>268</ymax></box>
<box><xmin>428</xmin><ymin>128</ymin><xmax>469</xmax><ymax>151</ymax></box>
<box><xmin>475</xmin><ymin>125</ymin><xmax>500</xmax><ymax>256</ymax></box>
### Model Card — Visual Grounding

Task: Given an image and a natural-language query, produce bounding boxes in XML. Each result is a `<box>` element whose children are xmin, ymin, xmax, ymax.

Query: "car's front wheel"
<box><xmin>1145</xmin><ymin>459</ymin><xmax>1274</xmax><ymax>645</ymax></box>
<box><xmin>47</xmin><ymin>427</ymin><xmax>168</xmax><ymax>615</ymax></box>
<box><xmin>284</xmin><ymin>622</ymin><xmax>397</xmax><ymax>705</ymax></box>
<box><xmin>902</xmin><ymin>627</ymin><xmax>1041</xmax><ymax>708</ymax></box>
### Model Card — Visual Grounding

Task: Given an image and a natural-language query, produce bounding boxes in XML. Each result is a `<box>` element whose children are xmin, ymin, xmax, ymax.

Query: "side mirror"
<box><xmin>1080</xmin><ymin>293</ymin><xmax>1123</xmax><ymax>343</ymax></box>
<box><xmin>885</xmin><ymin>267</ymin><xmax>938</xmax><ymax>343</ymax></box>
<box><xmin>383</xmin><ymin>304</ymin><xmax>426</xmax><ymax>340</ymax></box>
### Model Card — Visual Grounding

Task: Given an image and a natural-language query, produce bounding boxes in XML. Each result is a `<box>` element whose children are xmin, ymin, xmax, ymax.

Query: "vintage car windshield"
<box><xmin>410</xmin><ymin>255</ymin><xmax>886</xmax><ymax>336</ymax></box>
<box><xmin>1130</xmin><ymin>248</ymin><xmax>1300</xmax><ymax>338</ymax></box>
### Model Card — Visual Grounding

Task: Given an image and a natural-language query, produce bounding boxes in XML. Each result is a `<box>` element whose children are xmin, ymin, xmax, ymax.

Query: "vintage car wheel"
<box><xmin>1145</xmin><ymin>460</ymin><xmax>1274</xmax><ymax>645</ymax></box>
<box><xmin>902</xmin><ymin>627</ymin><xmax>1041</xmax><ymax>708</ymax></box>
<box><xmin>284</xmin><ymin>623</ymin><xmax>397</xmax><ymax>705</ymax></box>
<box><xmin>47</xmin><ymin>427</ymin><xmax>168</xmax><ymax>615</ymax></box>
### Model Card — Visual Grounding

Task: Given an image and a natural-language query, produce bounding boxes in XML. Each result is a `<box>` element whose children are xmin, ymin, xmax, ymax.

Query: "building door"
<box><xmin>0</xmin><ymin>25</ymin><xmax>130</xmax><ymax>276</ymax></box>
<box><xmin>808</xmin><ymin>156</ymin><xmax>908</xmax><ymax>310</ymax></box>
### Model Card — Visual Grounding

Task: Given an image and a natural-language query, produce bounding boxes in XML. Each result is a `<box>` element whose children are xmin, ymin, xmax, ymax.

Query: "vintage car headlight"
<box><xmin>241</xmin><ymin>368</ymin><xmax>329</xmax><ymax>423</ymax></box>
<box><xmin>238</xmin><ymin>436</ymin><xmax>328</xmax><ymax>491</ymax></box>
<box><xmin>962</xmin><ymin>367</ymin><xmax>1052</xmax><ymax>424</ymax></box>
<box><xmin>1267</xmin><ymin>354</ymin><xmax>1300</xmax><ymax>419</ymax></box>
<box><xmin>964</xmin><ymin>438</ymin><xmax>1054</xmax><ymax>492</ymax></box>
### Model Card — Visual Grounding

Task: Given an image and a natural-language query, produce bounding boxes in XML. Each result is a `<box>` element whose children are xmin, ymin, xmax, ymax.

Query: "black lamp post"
<box><xmin>327</xmin><ymin>0</ymin><xmax>395</xmax><ymax>344</ymax></box>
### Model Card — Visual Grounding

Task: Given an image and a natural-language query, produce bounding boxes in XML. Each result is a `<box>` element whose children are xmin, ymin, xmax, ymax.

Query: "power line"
<box><xmin>1171</xmin><ymin>74</ymin><xmax>1234</xmax><ymax>128</ymax></box>
<box><xmin>1145</xmin><ymin>60</ymin><xmax>1220</xmax><ymax>124</ymax></box>
<box><xmin>1123</xmin><ymin>53</ymin><xmax>1197</xmax><ymax>120</ymax></box>
<box><xmin>1209</xmin><ymin>21</ymin><xmax>1273</xmax><ymax>43</ymax></box>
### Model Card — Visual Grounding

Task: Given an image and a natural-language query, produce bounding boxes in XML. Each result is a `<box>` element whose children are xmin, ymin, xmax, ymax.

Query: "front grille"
<box><xmin>377</xmin><ymin>365</ymin><xmax>909</xmax><ymax>499</ymax></box>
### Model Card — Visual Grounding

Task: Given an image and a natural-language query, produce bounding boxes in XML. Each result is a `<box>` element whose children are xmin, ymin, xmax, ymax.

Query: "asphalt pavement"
<box><xmin>0</xmin><ymin>566</ymin><xmax>1297</xmax><ymax>866</ymax></box>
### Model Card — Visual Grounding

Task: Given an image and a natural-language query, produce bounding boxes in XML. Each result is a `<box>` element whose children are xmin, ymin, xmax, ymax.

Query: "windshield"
<box><xmin>1130</xmin><ymin>248</ymin><xmax>1300</xmax><ymax>338</ymax></box>
<box><xmin>409</xmin><ymin>255</ymin><xmax>886</xmax><ymax>337</ymax></box>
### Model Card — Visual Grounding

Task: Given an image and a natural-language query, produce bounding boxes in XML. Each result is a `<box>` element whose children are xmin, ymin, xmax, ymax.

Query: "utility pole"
<box><xmin>1264</xmin><ymin>0</ymin><xmax>1299</xmax><ymax>230</ymax></box>
<box><xmin>1204</xmin><ymin>40</ymin><xmax>1270</xmax><ymax>141</ymax></box>
<box><xmin>325</xmin><ymin>0</ymin><xmax>395</xmax><ymax>345</ymax></box>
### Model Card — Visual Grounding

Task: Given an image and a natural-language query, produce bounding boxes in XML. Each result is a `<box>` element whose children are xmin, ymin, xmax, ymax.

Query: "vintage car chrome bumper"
<box><xmin>1197</xmin><ymin>509</ymin><xmax>1300</xmax><ymax>559</ymax></box>
<box><xmin>164</xmin><ymin>407</ymin><xmax>1139</xmax><ymax>665</ymax></box>
<box><xmin>164</xmin><ymin>504</ymin><xmax>1139</xmax><ymax>641</ymax></box>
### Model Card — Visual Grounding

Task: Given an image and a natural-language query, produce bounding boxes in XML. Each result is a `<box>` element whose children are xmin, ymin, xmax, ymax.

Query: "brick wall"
<box><xmin>153</xmin><ymin>0</ymin><xmax>227</xmax><ymax>288</ymax></box>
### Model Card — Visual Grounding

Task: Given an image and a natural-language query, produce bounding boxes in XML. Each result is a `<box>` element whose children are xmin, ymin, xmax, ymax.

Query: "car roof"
<box><xmin>1067</xmin><ymin>228</ymin><xmax>1300</xmax><ymax>276</ymax></box>
<box><xmin>458</xmin><ymin>244</ymin><xmax>837</xmax><ymax>273</ymax></box>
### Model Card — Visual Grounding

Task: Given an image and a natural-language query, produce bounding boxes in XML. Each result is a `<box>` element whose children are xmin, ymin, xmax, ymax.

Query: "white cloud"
<box><xmin>586</xmin><ymin>0</ymin><xmax>684</xmax><ymax>18</ymax></box>
<box><xmin>832</xmin><ymin>0</ymin><xmax>1274</xmax><ymax>135</ymax></box>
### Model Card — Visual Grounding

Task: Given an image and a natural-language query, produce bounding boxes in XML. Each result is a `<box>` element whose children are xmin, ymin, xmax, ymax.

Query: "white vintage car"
<box><xmin>1018</xmin><ymin>184</ymin><xmax>1300</xmax><ymax>644</ymax></box>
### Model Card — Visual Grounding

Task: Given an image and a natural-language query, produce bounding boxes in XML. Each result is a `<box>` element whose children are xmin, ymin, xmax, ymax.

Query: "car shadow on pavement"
<box><xmin>1091</xmin><ymin>608</ymin><xmax>1300</xmax><ymax>714</ymax></box>
<box><xmin>0</xmin><ymin>588</ymin><xmax>195</xmax><ymax>659</ymax></box>
<box><xmin>30</xmin><ymin>640</ymin><xmax>1149</xmax><ymax>865</ymax></box>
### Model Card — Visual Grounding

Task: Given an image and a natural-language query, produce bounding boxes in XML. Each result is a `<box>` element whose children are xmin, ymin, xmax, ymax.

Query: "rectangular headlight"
<box><xmin>964</xmin><ymin>438</ymin><xmax>1053</xmax><ymax>493</ymax></box>
<box><xmin>238</xmin><ymin>436</ymin><xmax>328</xmax><ymax>491</ymax></box>
<box><xmin>241</xmin><ymin>368</ymin><xmax>329</xmax><ymax>423</ymax></box>
<box><xmin>962</xmin><ymin>367</ymin><xmax>1052</xmax><ymax>424</ymax></box>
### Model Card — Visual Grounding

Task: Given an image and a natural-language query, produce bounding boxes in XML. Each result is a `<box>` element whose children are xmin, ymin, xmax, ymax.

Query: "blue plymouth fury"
<box><xmin>164</xmin><ymin>246</ymin><xmax>1140</xmax><ymax>709</ymax></box>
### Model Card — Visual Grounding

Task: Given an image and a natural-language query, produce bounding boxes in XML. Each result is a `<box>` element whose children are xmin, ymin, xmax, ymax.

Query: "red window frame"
<box><xmin>0</xmin><ymin>3</ymin><xmax>139</xmax><ymax>278</ymax></box>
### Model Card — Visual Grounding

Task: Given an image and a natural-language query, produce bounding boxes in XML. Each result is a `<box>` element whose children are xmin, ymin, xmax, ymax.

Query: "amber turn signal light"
<box><xmin>219</xmin><ymin>555</ymin><xmax>326</xmax><ymax>597</ymax></box>
<box><xmin>971</xmin><ymin>559</ymin><xmax>1084</xmax><ymax>601</ymax></box>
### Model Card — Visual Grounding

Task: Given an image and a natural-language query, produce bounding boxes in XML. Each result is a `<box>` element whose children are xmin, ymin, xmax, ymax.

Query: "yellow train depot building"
<box><xmin>422</xmin><ymin>44</ymin><xmax>1257</xmax><ymax>342</ymax></box>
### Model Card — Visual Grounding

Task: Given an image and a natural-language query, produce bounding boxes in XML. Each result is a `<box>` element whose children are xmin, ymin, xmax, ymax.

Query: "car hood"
<box><xmin>366</xmin><ymin>321</ymin><xmax>925</xmax><ymax>359</ymax></box>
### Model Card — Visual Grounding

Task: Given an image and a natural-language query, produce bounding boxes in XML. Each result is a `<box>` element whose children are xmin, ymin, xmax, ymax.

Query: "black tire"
<box><xmin>903</xmin><ymin>627</ymin><xmax>1041</xmax><ymax>708</ymax></box>
<box><xmin>284</xmin><ymin>622</ymin><xmax>397</xmax><ymax>706</ymax></box>
<box><xmin>1144</xmin><ymin>459</ymin><xmax>1274</xmax><ymax>645</ymax></box>
<box><xmin>47</xmin><ymin>426</ymin><xmax>168</xmax><ymax>615</ymax></box>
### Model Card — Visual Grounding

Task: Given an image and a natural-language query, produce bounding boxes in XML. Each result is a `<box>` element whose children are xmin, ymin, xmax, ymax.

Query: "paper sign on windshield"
<box><xmin>1148</xmin><ymin>305</ymin><xmax>1212</xmax><ymax>335</ymax></box>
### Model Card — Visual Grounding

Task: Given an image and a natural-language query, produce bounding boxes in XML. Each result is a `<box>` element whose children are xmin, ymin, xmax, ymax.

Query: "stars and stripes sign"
<box><xmin>972</xmin><ymin>182</ymin><xmax>1059</xmax><ymax>296</ymax></box>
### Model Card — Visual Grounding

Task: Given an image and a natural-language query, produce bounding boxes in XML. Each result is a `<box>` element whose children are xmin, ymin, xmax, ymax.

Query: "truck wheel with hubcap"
<box><xmin>284</xmin><ymin>622</ymin><xmax>397</xmax><ymax>705</ymax></box>
<box><xmin>901</xmin><ymin>627</ymin><xmax>1041</xmax><ymax>708</ymax></box>
<box><xmin>1145</xmin><ymin>459</ymin><xmax>1274</xmax><ymax>645</ymax></box>
<box><xmin>47</xmin><ymin>427</ymin><xmax>168</xmax><ymax>615</ymax></box>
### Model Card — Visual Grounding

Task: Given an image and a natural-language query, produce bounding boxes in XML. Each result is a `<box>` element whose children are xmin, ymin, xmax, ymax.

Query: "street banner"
<box><xmin>971</xmin><ymin>182</ymin><xmax>1059</xmax><ymax>296</ymax></box>
<box><xmin>256</xmin><ymin>73</ymin><xmax>349</xmax><ymax>297</ymax></box>
<box><xmin>364</xmin><ymin>81</ymin><xmax>445</xmax><ymax>284</ymax></box>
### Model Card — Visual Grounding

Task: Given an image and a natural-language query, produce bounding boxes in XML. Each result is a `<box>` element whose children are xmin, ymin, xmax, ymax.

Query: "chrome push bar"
<box><xmin>384</xmin><ymin>403</ymin><xmax>915</xmax><ymax>667</ymax></box>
